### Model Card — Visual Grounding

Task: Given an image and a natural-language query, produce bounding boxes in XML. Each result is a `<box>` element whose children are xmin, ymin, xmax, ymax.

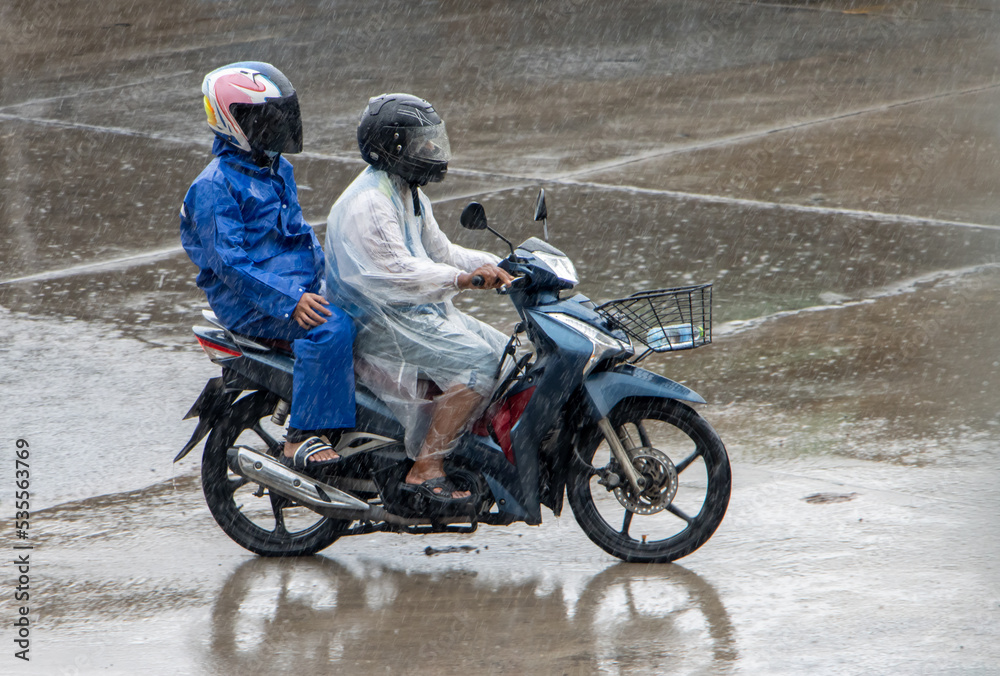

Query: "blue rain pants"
<box><xmin>232</xmin><ymin>311</ymin><xmax>356</xmax><ymax>431</ymax></box>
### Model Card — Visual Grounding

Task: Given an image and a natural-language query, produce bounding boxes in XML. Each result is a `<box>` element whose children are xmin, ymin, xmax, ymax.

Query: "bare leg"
<box><xmin>405</xmin><ymin>384</ymin><xmax>485</xmax><ymax>498</ymax></box>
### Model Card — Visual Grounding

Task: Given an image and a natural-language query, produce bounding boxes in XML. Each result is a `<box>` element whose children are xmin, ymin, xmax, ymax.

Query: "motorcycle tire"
<box><xmin>567</xmin><ymin>397</ymin><xmax>731</xmax><ymax>564</ymax></box>
<box><xmin>201</xmin><ymin>390</ymin><xmax>349</xmax><ymax>557</ymax></box>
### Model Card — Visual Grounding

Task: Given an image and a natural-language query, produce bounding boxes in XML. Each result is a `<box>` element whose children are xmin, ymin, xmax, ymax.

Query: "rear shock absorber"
<box><xmin>271</xmin><ymin>399</ymin><xmax>290</xmax><ymax>426</ymax></box>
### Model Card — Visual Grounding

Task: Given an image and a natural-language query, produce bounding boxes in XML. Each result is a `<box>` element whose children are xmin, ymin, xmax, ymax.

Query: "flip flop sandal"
<box><xmin>399</xmin><ymin>476</ymin><xmax>473</xmax><ymax>507</ymax></box>
<box><xmin>280</xmin><ymin>436</ymin><xmax>341</xmax><ymax>475</ymax></box>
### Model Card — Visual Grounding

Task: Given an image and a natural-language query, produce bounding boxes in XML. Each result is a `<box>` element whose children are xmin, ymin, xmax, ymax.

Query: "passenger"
<box><xmin>180</xmin><ymin>62</ymin><xmax>356</xmax><ymax>473</ymax></box>
<box><xmin>324</xmin><ymin>93</ymin><xmax>514</xmax><ymax>505</ymax></box>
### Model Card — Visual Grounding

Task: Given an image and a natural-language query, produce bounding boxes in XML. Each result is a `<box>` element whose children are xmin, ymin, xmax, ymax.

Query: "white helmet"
<box><xmin>202</xmin><ymin>61</ymin><xmax>302</xmax><ymax>156</ymax></box>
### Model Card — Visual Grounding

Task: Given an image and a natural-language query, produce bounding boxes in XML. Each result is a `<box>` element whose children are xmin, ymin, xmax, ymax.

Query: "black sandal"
<box><xmin>399</xmin><ymin>476</ymin><xmax>473</xmax><ymax>509</ymax></box>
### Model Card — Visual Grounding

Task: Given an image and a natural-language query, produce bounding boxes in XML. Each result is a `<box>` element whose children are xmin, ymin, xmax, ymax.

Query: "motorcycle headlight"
<box><xmin>549</xmin><ymin>313</ymin><xmax>633</xmax><ymax>374</ymax></box>
<box><xmin>533</xmin><ymin>251</ymin><xmax>579</xmax><ymax>286</ymax></box>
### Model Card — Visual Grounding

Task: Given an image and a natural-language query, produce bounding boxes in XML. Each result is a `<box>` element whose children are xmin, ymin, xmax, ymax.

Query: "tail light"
<box><xmin>473</xmin><ymin>386</ymin><xmax>536</xmax><ymax>464</ymax></box>
<box><xmin>196</xmin><ymin>336</ymin><xmax>242</xmax><ymax>362</ymax></box>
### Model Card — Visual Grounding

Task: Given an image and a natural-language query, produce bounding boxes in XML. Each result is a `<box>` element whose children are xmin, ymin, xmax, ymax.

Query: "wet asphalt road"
<box><xmin>1</xmin><ymin>1</ymin><xmax>999</xmax><ymax>673</ymax></box>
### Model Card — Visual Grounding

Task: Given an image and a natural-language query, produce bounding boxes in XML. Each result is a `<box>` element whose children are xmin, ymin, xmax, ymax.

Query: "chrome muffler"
<box><xmin>226</xmin><ymin>445</ymin><xmax>479</xmax><ymax>528</ymax></box>
<box><xmin>227</xmin><ymin>446</ymin><xmax>371</xmax><ymax>519</ymax></box>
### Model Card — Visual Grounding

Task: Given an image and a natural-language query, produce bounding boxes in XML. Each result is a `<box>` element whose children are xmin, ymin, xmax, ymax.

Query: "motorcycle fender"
<box><xmin>174</xmin><ymin>377</ymin><xmax>241</xmax><ymax>462</ymax></box>
<box><xmin>583</xmin><ymin>364</ymin><xmax>705</xmax><ymax>419</ymax></box>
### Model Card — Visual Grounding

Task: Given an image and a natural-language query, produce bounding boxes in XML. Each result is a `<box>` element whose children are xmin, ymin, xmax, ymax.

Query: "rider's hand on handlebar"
<box><xmin>292</xmin><ymin>292</ymin><xmax>333</xmax><ymax>329</ymax></box>
<box><xmin>457</xmin><ymin>264</ymin><xmax>515</xmax><ymax>291</ymax></box>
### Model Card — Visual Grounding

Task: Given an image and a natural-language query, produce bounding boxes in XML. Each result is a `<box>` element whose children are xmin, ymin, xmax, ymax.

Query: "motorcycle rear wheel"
<box><xmin>567</xmin><ymin>398</ymin><xmax>731</xmax><ymax>563</ymax></box>
<box><xmin>201</xmin><ymin>390</ymin><xmax>348</xmax><ymax>557</ymax></box>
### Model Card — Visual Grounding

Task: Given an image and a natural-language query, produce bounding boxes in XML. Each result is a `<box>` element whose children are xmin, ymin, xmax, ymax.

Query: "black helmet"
<box><xmin>202</xmin><ymin>62</ymin><xmax>303</xmax><ymax>161</ymax></box>
<box><xmin>357</xmin><ymin>93</ymin><xmax>451</xmax><ymax>186</ymax></box>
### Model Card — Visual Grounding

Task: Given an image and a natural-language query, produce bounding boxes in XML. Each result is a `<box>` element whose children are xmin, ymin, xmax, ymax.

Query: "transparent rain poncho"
<box><xmin>324</xmin><ymin>167</ymin><xmax>508</xmax><ymax>455</ymax></box>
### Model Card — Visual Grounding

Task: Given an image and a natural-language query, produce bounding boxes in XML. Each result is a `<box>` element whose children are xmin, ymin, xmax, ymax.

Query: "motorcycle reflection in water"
<box><xmin>209</xmin><ymin>558</ymin><xmax>737</xmax><ymax>674</ymax></box>
<box><xmin>177</xmin><ymin>190</ymin><xmax>731</xmax><ymax>563</ymax></box>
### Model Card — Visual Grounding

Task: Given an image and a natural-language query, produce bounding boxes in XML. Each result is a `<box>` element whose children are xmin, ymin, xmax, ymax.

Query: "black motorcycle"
<box><xmin>177</xmin><ymin>191</ymin><xmax>731</xmax><ymax>563</ymax></box>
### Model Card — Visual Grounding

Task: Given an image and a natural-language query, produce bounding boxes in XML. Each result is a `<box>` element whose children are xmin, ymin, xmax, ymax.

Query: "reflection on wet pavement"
<box><xmin>206</xmin><ymin>558</ymin><xmax>735</xmax><ymax>675</ymax></box>
<box><xmin>12</xmin><ymin>475</ymin><xmax>738</xmax><ymax>674</ymax></box>
<box><xmin>2</xmin><ymin>0</ymin><xmax>999</xmax><ymax>672</ymax></box>
<box><xmin>6</xmin><ymin>449</ymin><xmax>995</xmax><ymax>674</ymax></box>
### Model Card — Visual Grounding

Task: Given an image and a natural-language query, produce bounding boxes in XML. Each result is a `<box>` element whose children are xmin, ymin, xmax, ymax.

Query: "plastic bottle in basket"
<box><xmin>646</xmin><ymin>323</ymin><xmax>704</xmax><ymax>351</ymax></box>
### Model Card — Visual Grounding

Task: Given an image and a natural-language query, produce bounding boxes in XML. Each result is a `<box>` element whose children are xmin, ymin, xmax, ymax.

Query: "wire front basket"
<box><xmin>596</xmin><ymin>283</ymin><xmax>712</xmax><ymax>359</ymax></box>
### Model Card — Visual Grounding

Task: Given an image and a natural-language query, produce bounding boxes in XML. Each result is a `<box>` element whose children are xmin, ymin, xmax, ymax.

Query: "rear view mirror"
<box><xmin>534</xmin><ymin>189</ymin><xmax>549</xmax><ymax>239</ymax></box>
<box><xmin>533</xmin><ymin>189</ymin><xmax>547</xmax><ymax>222</ymax></box>
<box><xmin>460</xmin><ymin>202</ymin><xmax>488</xmax><ymax>230</ymax></box>
<box><xmin>460</xmin><ymin>200</ymin><xmax>516</xmax><ymax>257</ymax></box>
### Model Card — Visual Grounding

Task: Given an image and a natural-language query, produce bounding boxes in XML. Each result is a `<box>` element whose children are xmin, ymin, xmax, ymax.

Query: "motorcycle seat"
<box><xmin>244</xmin><ymin>336</ymin><xmax>294</xmax><ymax>354</ymax></box>
<box><xmin>200</xmin><ymin>309</ymin><xmax>294</xmax><ymax>354</ymax></box>
<box><xmin>199</xmin><ymin>309</ymin><xmax>440</xmax><ymax>398</ymax></box>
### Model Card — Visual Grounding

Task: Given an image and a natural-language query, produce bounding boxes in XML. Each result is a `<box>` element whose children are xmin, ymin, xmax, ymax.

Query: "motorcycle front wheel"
<box><xmin>567</xmin><ymin>397</ymin><xmax>731</xmax><ymax>563</ymax></box>
<box><xmin>201</xmin><ymin>390</ymin><xmax>348</xmax><ymax>557</ymax></box>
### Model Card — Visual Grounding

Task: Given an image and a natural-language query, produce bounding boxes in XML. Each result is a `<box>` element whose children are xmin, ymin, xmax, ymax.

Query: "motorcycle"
<box><xmin>176</xmin><ymin>190</ymin><xmax>731</xmax><ymax>563</ymax></box>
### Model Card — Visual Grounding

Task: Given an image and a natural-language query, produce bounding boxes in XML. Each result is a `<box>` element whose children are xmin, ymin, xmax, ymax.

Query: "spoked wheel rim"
<box><xmin>202</xmin><ymin>391</ymin><xmax>347</xmax><ymax>557</ymax></box>
<box><xmin>597</xmin><ymin>417</ymin><xmax>706</xmax><ymax>541</ymax></box>
<box><xmin>568</xmin><ymin>398</ymin><xmax>731</xmax><ymax>563</ymax></box>
<box><xmin>224</xmin><ymin>423</ymin><xmax>330</xmax><ymax>539</ymax></box>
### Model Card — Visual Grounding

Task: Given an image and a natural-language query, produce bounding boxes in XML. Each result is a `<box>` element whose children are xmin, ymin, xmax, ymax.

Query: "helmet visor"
<box><xmin>404</xmin><ymin>122</ymin><xmax>451</xmax><ymax>163</ymax></box>
<box><xmin>230</xmin><ymin>94</ymin><xmax>303</xmax><ymax>155</ymax></box>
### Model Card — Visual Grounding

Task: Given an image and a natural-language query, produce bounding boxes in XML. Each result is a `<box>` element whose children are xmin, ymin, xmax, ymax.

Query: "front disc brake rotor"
<box><xmin>613</xmin><ymin>448</ymin><xmax>679</xmax><ymax>515</ymax></box>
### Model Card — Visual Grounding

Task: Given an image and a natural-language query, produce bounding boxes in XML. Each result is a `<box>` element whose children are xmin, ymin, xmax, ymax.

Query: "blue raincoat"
<box><xmin>180</xmin><ymin>137</ymin><xmax>355</xmax><ymax>431</ymax></box>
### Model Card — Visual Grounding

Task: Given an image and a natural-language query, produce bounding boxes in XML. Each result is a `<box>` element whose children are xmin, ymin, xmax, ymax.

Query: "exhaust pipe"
<box><xmin>226</xmin><ymin>446</ymin><xmax>479</xmax><ymax>528</ymax></box>
<box><xmin>227</xmin><ymin>446</ymin><xmax>371</xmax><ymax>518</ymax></box>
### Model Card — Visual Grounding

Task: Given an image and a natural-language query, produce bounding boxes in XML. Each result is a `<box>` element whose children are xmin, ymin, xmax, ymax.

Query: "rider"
<box><xmin>324</xmin><ymin>93</ymin><xmax>514</xmax><ymax>505</ymax></box>
<box><xmin>180</xmin><ymin>61</ymin><xmax>356</xmax><ymax>472</ymax></box>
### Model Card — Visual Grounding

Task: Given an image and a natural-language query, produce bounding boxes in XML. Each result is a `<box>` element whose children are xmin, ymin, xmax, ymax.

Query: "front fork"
<box><xmin>596</xmin><ymin>417</ymin><xmax>646</xmax><ymax>492</ymax></box>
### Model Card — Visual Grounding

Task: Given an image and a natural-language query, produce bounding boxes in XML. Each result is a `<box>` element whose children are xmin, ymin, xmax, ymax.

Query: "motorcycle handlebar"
<box><xmin>496</xmin><ymin>274</ymin><xmax>527</xmax><ymax>295</ymax></box>
<box><xmin>470</xmin><ymin>271</ymin><xmax>526</xmax><ymax>293</ymax></box>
